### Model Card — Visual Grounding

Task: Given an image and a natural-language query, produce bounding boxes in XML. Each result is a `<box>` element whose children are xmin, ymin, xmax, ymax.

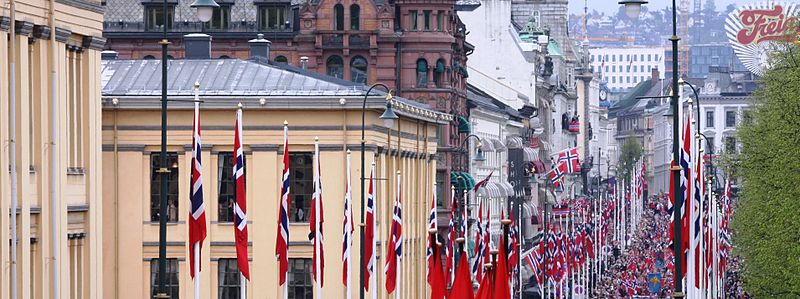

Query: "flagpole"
<box><xmin>194</xmin><ymin>243</ymin><xmax>200</xmax><ymax>299</ymax></box>
<box><xmin>314</xmin><ymin>137</ymin><xmax>323</xmax><ymax>299</ymax></box>
<box><xmin>346</xmin><ymin>151</ymin><xmax>353</xmax><ymax>299</ymax></box>
<box><xmin>239</xmin><ymin>273</ymin><xmax>246</xmax><ymax>299</ymax></box>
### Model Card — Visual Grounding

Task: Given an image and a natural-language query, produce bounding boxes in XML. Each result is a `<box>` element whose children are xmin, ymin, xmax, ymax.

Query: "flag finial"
<box><xmin>237</xmin><ymin>102</ymin><xmax>243</xmax><ymax>109</ymax></box>
<box><xmin>315</xmin><ymin>136</ymin><xmax>319</xmax><ymax>141</ymax></box>
<box><xmin>283</xmin><ymin>120</ymin><xmax>288</xmax><ymax>126</ymax></box>
<box><xmin>194</xmin><ymin>81</ymin><xmax>200</xmax><ymax>89</ymax></box>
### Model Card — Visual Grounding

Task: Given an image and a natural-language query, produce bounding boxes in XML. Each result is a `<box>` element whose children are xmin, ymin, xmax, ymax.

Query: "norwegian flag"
<box><xmin>445</xmin><ymin>188</ymin><xmax>456</xmax><ymax>284</ymax></box>
<box><xmin>471</xmin><ymin>199</ymin><xmax>485</xmax><ymax>281</ymax></box>
<box><xmin>680</xmin><ymin>119</ymin><xmax>692</xmax><ymax>279</ymax></box>
<box><xmin>363</xmin><ymin>164</ymin><xmax>376</xmax><ymax>292</ymax></box>
<box><xmin>275</xmin><ymin>122</ymin><xmax>290</xmax><ymax>286</ymax></box>
<box><xmin>342</xmin><ymin>152</ymin><xmax>354</xmax><ymax>297</ymax></box>
<box><xmin>310</xmin><ymin>139</ymin><xmax>325</xmax><ymax>294</ymax></box>
<box><xmin>427</xmin><ymin>190</ymin><xmax>437</xmax><ymax>284</ymax></box>
<box><xmin>189</xmin><ymin>102</ymin><xmax>207</xmax><ymax>280</ymax></box>
<box><xmin>385</xmin><ymin>171</ymin><xmax>403</xmax><ymax>294</ymax></box>
<box><xmin>232</xmin><ymin>107</ymin><xmax>250</xmax><ymax>280</ymax></box>
<box><xmin>557</xmin><ymin>147</ymin><xmax>581</xmax><ymax>173</ymax></box>
<box><xmin>548</xmin><ymin>163</ymin><xmax>566</xmax><ymax>191</ymax></box>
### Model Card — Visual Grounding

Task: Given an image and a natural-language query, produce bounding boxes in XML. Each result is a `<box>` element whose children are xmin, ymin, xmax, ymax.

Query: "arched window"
<box><xmin>350</xmin><ymin>56</ymin><xmax>368</xmax><ymax>84</ymax></box>
<box><xmin>326</xmin><ymin>55</ymin><xmax>344</xmax><ymax>79</ymax></box>
<box><xmin>433</xmin><ymin>59</ymin><xmax>445</xmax><ymax>88</ymax></box>
<box><xmin>143</xmin><ymin>55</ymin><xmax>156</xmax><ymax>60</ymax></box>
<box><xmin>219</xmin><ymin>55</ymin><xmax>231</xmax><ymax>59</ymax></box>
<box><xmin>333</xmin><ymin>4</ymin><xmax>344</xmax><ymax>31</ymax></box>
<box><xmin>416</xmin><ymin>59</ymin><xmax>428</xmax><ymax>88</ymax></box>
<box><xmin>350</xmin><ymin>5</ymin><xmax>360</xmax><ymax>30</ymax></box>
<box><xmin>275</xmin><ymin>55</ymin><xmax>289</xmax><ymax>64</ymax></box>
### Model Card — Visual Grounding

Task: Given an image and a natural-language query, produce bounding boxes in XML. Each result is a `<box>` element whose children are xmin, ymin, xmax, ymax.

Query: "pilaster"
<box><xmin>13</xmin><ymin>27</ymin><xmax>33</xmax><ymax>299</ymax></box>
<box><xmin>0</xmin><ymin>28</ymin><xmax>10</xmax><ymax>299</ymax></box>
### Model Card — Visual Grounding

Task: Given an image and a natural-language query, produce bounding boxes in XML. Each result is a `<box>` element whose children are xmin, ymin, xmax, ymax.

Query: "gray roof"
<box><xmin>101</xmin><ymin>59</ymin><xmax>366</xmax><ymax>97</ymax></box>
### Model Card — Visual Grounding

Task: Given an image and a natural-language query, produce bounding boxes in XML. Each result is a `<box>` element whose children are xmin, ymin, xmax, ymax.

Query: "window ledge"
<box><xmin>67</xmin><ymin>167</ymin><xmax>85</xmax><ymax>175</ymax></box>
<box><xmin>144</xmin><ymin>221</ymin><xmax>185</xmax><ymax>225</ymax></box>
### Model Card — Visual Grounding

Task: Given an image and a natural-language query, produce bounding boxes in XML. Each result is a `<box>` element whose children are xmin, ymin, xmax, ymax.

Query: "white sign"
<box><xmin>725</xmin><ymin>2</ymin><xmax>800</xmax><ymax>76</ymax></box>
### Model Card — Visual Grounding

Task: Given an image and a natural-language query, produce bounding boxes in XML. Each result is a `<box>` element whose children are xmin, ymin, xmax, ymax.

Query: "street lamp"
<box><xmin>619</xmin><ymin>0</ymin><xmax>648</xmax><ymax>18</ymax></box>
<box><xmin>155</xmin><ymin>1</ymin><xmax>217</xmax><ymax>297</ymax></box>
<box><xmin>190</xmin><ymin>0</ymin><xmax>220</xmax><ymax>23</ymax></box>
<box><xmin>358</xmin><ymin>83</ymin><xmax>397</xmax><ymax>299</ymax></box>
<box><xmin>621</xmin><ymin>0</ymin><xmax>684</xmax><ymax>297</ymax></box>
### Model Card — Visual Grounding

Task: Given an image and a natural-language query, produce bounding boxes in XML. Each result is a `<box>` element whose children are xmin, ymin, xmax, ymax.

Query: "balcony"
<box><xmin>103</xmin><ymin>21</ymin><xmax>294</xmax><ymax>39</ymax></box>
<box><xmin>321</xmin><ymin>33</ymin><xmax>344</xmax><ymax>49</ymax></box>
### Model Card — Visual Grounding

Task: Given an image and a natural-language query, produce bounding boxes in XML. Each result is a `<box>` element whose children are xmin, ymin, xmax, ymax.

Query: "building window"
<box><xmin>326</xmin><ymin>55</ymin><xmax>344</xmax><ymax>79</ymax></box>
<box><xmin>612</xmin><ymin>66</ymin><xmax>616</xmax><ymax>72</ymax></box>
<box><xmin>648</xmin><ymin>54</ymin><xmax>652</xmax><ymax>61</ymax></box>
<box><xmin>257</xmin><ymin>6</ymin><xmax>287</xmax><ymax>31</ymax></box>
<box><xmin>218</xmin><ymin>259</ymin><xmax>241</xmax><ymax>299</ymax></box>
<box><xmin>218</xmin><ymin>153</ymin><xmax>247</xmax><ymax>222</ymax></box>
<box><xmin>150</xmin><ymin>259</ymin><xmax>179</xmax><ymax>298</ymax></box>
<box><xmin>706</xmin><ymin>137</ymin><xmax>715</xmax><ymax>153</ymax></box>
<box><xmin>334</xmin><ymin>4</ymin><xmax>344</xmax><ymax>30</ymax></box>
<box><xmin>151</xmin><ymin>153</ymin><xmax>179</xmax><ymax>222</ymax></box>
<box><xmin>204</xmin><ymin>6</ymin><xmax>230</xmax><ymax>30</ymax></box>
<box><xmin>290</xmin><ymin>153</ymin><xmax>313</xmax><ymax>222</ymax></box>
<box><xmin>288</xmin><ymin>259</ymin><xmax>313</xmax><ymax>299</ymax></box>
<box><xmin>725</xmin><ymin>110</ymin><xmax>736</xmax><ymax>127</ymax></box>
<box><xmin>706</xmin><ymin>110</ymin><xmax>715</xmax><ymax>128</ymax></box>
<box><xmin>725</xmin><ymin>137</ymin><xmax>736</xmax><ymax>153</ymax></box>
<box><xmin>611</xmin><ymin>55</ymin><xmax>615</xmax><ymax>62</ymax></box>
<box><xmin>416</xmin><ymin>59</ymin><xmax>428</xmax><ymax>87</ymax></box>
<box><xmin>433</xmin><ymin>59</ymin><xmax>445</xmax><ymax>88</ymax></box>
<box><xmin>145</xmin><ymin>5</ymin><xmax>174</xmax><ymax>31</ymax></box>
<box><xmin>275</xmin><ymin>56</ymin><xmax>289</xmax><ymax>64</ymax></box>
<box><xmin>410</xmin><ymin>10</ymin><xmax>418</xmax><ymax>30</ymax></box>
<box><xmin>436</xmin><ymin>171</ymin><xmax>446</xmax><ymax>207</ymax></box>
<box><xmin>436</xmin><ymin>11</ymin><xmax>444</xmax><ymax>31</ymax></box>
<box><xmin>350</xmin><ymin>56</ymin><xmax>368</xmax><ymax>84</ymax></box>
<box><xmin>611</xmin><ymin>77</ymin><xmax>616</xmax><ymax>84</ymax></box>
<box><xmin>350</xmin><ymin>4</ymin><xmax>360</xmax><ymax>30</ymax></box>
<box><xmin>423</xmin><ymin>10</ymin><xmax>431</xmax><ymax>30</ymax></box>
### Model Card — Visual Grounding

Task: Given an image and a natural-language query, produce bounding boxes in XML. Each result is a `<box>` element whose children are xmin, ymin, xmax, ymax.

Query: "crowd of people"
<box><xmin>597</xmin><ymin>195</ymin><xmax>674</xmax><ymax>297</ymax></box>
<box><xmin>595</xmin><ymin>194</ymin><xmax>750</xmax><ymax>298</ymax></box>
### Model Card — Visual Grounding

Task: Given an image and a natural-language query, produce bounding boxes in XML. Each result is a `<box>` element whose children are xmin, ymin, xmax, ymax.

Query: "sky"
<box><xmin>569</xmin><ymin>0</ymin><xmax>751</xmax><ymax>15</ymax></box>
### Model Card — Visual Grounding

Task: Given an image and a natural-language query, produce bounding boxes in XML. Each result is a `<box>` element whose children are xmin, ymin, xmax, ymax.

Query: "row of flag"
<box><xmin>187</xmin><ymin>105</ymin><xmax>406</xmax><ymax>298</ymax></box>
<box><xmin>666</xmin><ymin>101</ymin><xmax>735</xmax><ymax>297</ymax></box>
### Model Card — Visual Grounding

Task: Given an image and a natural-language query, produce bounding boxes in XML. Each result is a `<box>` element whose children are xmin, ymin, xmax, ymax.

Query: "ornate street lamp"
<box><xmin>155</xmin><ymin>1</ymin><xmax>218</xmax><ymax>298</ymax></box>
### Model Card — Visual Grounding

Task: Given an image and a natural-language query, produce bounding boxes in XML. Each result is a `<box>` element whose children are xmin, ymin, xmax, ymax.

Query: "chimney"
<box><xmin>300</xmin><ymin>56</ymin><xmax>309</xmax><ymax>70</ymax></box>
<box><xmin>101</xmin><ymin>50</ymin><xmax>118</xmax><ymax>60</ymax></box>
<box><xmin>183</xmin><ymin>33</ymin><xmax>212</xmax><ymax>59</ymax></box>
<box><xmin>248</xmin><ymin>33</ymin><xmax>271</xmax><ymax>61</ymax></box>
<box><xmin>651</xmin><ymin>67</ymin><xmax>660</xmax><ymax>87</ymax></box>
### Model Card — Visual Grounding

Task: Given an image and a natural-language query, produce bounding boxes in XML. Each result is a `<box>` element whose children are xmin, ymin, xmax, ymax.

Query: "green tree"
<box><xmin>732</xmin><ymin>39</ymin><xmax>800</xmax><ymax>296</ymax></box>
<box><xmin>618</xmin><ymin>135</ymin><xmax>643</xmax><ymax>185</ymax></box>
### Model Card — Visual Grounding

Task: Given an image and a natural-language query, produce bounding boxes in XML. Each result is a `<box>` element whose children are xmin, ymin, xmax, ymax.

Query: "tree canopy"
<box><xmin>618</xmin><ymin>135</ymin><xmax>643</xmax><ymax>185</ymax></box>
<box><xmin>732</xmin><ymin>41</ymin><xmax>800</xmax><ymax>296</ymax></box>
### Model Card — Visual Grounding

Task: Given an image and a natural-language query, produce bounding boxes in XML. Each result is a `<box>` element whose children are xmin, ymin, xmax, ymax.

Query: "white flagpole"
<box><xmin>240</xmin><ymin>273</ymin><xmax>246</xmax><ymax>299</ymax></box>
<box><xmin>395</xmin><ymin>171</ymin><xmax>402</xmax><ymax>299</ymax></box>
<box><xmin>346</xmin><ymin>152</ymin><xmax>353</xmax><ymax>299</ymax></box>
<box><xmin>194</xmin><ymin>243</ymin><xmax>200</xmax><ymax>299</ymax></box>
<box><xmin>314</xmin><ymin>139</ymin><xmax>322</xmax><ymax>299</ymax></box>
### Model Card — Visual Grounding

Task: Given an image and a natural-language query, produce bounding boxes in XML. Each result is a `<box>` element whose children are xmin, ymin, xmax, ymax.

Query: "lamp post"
<box><xmin>619</xmin><ymin>0</ymin><xmax>684</xmax><ymax>297</ymax></box>
<box><xmin>358</xmin><ymin>83</ymin><xmax>398</xmax><ymax>299</ymax></box>
<box><xmin>155</xmin><ymin>1</ymin><xmax>218</xmax><ymax>298</ymax></box>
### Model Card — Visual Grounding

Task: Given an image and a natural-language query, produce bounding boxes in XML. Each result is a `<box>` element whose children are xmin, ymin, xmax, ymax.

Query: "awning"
<box><xmin>539</xmin><ymin>139</ymin><xmax>552</xmax><ymax>152</ymax></box>
<box><xmin>506</xmin><ymin>136</ymin><xmax>524</xmax><ymax>149</ymax></box>
<box><xmin>500</xmin><ymin>181</ymin><xmax>515</xmax><ymax>196</ymax></box>
<box><xmin>477</xmin><ymin>182</ymin><xmax>503</xmax><ymax>198</ymax></box>
<box><xmin>479</xmin><ymin>139</ymin><xmax>496</xmax><ymax>152</ymax></box>
<box><xmin>491</xmin><ymin>138</ymin><xmax>507</xmax><ymax>151</ymax></box>
<box><xmin>450</xmin><ymin>171</ymin><xmax>476</xmax><ymax>190</ymax></box>
<box><xmin>523</xmin><ymin>147</ymin><xmax>539</xmax><ymax>162</ymax></box>
<box><xmin>457</xmin><ymin>116</ymin><xmax>472</xmax><ymax>134</ymax></box>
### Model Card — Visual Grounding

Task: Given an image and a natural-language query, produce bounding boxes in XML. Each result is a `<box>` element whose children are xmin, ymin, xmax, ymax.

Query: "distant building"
<box><xmin>101</xmin><ymin>51</ymin><xmax>448</xmax><ymax>298</ymax></box>
<box><xmin>589</xmin><ymin>47</ymin><xmax>665</xmax><ymax>93</ymax></box>
<box><xmin>688</xmin><ymin>44</ymin><xmax>749</xmax><ymax>79</ymax></box>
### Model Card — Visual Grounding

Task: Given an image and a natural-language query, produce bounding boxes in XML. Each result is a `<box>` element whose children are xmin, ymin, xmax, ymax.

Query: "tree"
<box><xmin>618</xmin><ymin>135</ymin><xmax>643</xmax><ymax>185</ymax></box>
<box><xmin>732</xmin><ymin>39</ymin><xmax>800</xmax><ymax>296</ymax></box>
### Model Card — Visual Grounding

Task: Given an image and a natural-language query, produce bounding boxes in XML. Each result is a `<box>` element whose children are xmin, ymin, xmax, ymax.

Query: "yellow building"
<box><xmin>1</xmin><ymin>0</ymin><xmax>105</xmax><ymax>298</ymax></box>
<box><xmin>101</xmin><ymin>50</ymin><xmax>450</xmax><ymax>298</ymax></box>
